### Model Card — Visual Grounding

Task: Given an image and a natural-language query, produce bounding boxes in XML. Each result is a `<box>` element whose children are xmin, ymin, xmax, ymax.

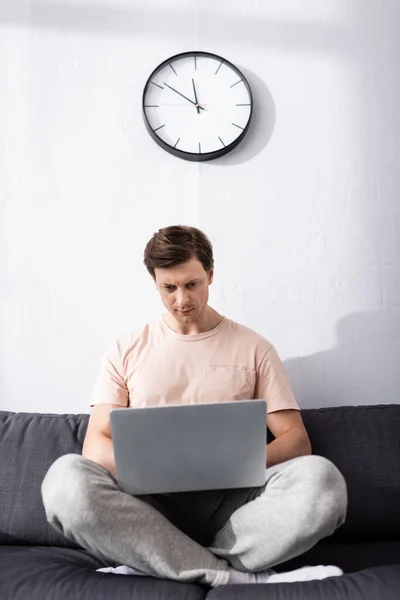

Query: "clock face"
<box><xmin>142</xmin><ymin>51</ymin><xmax>253</xmax><ymax>161</ymax></box>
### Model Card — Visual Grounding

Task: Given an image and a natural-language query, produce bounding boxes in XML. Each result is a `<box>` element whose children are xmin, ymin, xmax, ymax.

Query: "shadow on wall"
<box><xmin>0</xmin><ymin>2</ymin><xmax>349</xmax><ymax>52</ymax></box>
<box><xmin>210</xmin><ymin>68</ymin><xmax>276</xmax><ymax>166</ymax></box>
<box><xmin>284</xmin><ymin>311</ymin><xmax>400</xmax><ymax>409</ymax></box>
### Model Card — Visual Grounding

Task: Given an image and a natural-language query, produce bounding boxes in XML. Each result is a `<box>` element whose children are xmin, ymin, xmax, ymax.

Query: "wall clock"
<box><xmin>142</xmin><ymin>51</ymin><xmax>253</xmax><ymax>162</ymax></box>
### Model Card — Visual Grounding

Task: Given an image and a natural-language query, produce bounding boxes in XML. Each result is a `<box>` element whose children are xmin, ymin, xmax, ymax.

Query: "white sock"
<box><xmin>96</xmin><ymin>565</ymin><xmax>148</xmax><ymax>576</ymax></box>
<box><xmin>227</xmin><ymin>566</ymin><xmax>276</xmax><ymax>584</ymax></box>
<box><xmin>268</xmin><ymin>565</ymin><xmax>343</xmax><ymax>582</ymax></box>
<box><xmin>97</xmin><ymin>563</ymin><xmax>343</xmax><ymax>583</ymax></box>
<box><xmin>227</xmin><ymin>565</ymin><xmax>343</xmax><ymax>585</ymax></box>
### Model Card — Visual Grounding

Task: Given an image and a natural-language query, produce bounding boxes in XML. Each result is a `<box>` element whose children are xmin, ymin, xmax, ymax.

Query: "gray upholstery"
<box><xmin>0</xmin><ymin>412</ymin><xmax>87</xmax><ymax>548</ymax></box>
<box><xmin>0</xmin><ymin>405</ymin><xmax>399</xmax><ymax>599</ymax></box>
<box><xmin>1</xmin><ymin>405</ymin><xmax>400</xmax><ymax>547</ymax></box>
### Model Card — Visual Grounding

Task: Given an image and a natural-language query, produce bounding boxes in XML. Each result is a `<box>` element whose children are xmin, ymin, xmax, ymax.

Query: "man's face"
<box><xmin>154</xmin><ymin>258</ymin><xmax>214</xmax><ymax>325</ymax></box>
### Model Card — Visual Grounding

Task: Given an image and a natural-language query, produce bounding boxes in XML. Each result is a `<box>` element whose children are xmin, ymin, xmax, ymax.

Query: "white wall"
<box><xmin>1</xmin><ymin>0</ymin><xmax>399</xmax><ymax>413</ymax></box>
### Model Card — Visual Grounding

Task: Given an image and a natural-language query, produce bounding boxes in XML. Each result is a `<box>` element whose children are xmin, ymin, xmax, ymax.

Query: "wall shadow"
<box><xmin>284</xmin><ymin>311</ymin><xmax>400</xmax><ymax>409</ymax></box>
<box><xmin>208</xmin><ymin>69</ymin><xmax>276</xmax><ymax>166</ymax></box>
<box><xmin>0</xmin><ymin>2</ymin><xmax>349</xmax><ymax>56</ymax></box>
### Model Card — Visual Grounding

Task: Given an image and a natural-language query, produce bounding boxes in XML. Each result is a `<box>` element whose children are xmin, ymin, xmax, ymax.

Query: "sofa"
<box><xmin>0</xmin><ymin>404</ymin><xmax>399</xmax><ymax>600</ymax></box>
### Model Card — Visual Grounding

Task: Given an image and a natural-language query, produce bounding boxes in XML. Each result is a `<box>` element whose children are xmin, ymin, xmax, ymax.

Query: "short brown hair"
<box><xmin>143</xmin><ymin>225</ymin><xmax>214</xmax><ymax>278</ymax></box>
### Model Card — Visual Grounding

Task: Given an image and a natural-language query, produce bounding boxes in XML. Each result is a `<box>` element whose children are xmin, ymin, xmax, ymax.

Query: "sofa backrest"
<box><xmin>0</xmin><ymin>412</ymin><xmax>87</xmax><ymax>548</ymax></box>
<box><xmin>300</xmin><ymin>405</ymin><xmax>400</xmax><ymax>543</ymax></box>
<box><xmin>1</xmin><ymin>404</ymin><xmax>399</xmax><ymax>547</ymax></box>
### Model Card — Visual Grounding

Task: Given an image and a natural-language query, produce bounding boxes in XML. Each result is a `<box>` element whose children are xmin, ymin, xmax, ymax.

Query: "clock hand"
<box><xmin>192</xmin><ymin>78</ymin><xmax>200</xmax><ymax>114</ymax></box>
<box><xmin>163</xmin><ymin>82</ymin><xmax>205</xmax><ymax>110</ymax></box>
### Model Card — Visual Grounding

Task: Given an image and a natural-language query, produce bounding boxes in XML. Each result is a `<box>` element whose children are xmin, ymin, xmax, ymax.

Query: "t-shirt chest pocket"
<box><xmin>203</xmin><ymin>365</ymin><xmax>256</xmax><ymax>403</ymax></box>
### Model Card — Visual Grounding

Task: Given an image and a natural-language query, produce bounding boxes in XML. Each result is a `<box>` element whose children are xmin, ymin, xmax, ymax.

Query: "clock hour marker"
<box><xmin>230</xmin><ymin>79</ymin><xmax>242</xmax><ymax>88</ymax></box>
<box><xmin>174</xmin><ymin>137</ymin><xmax>180</xmax><ymax>148</ymax></box>
<box><xmin>199</xmin><ymin>142</ymin><xmax>201</xmax><ymax>153</ymax></box>
<box><xmin>169</xmin><ymin>63</ymin><xmax>177</xmax><ymax>75</ymax></box>
<box><xmin>153</xmin><ymin>124</ymin><xmax>165</xmax><ymax>132</ymax></box>
<box><xmin>194</xmin><ymin>55</ymin><xmax>197</xmax><ymax>70</ymax></box>
<box><xmin>218</xmin><ymin>136</ymin><xmax>225</xmax><ymax>147</ymax></box>
<box><xmin>150</xmin><ymin>81</ymin><xmax>164</xmax><ymax>90</ymax></box>
<box><xmin>145</xmin><ymin>105</ymin><xmax>159</xmax><ymax>107</ymax></box>
<box><xmin>232</xmin><ymin>122</ymin><xmax>244</xmax><ymax>130</ymax></box>
<box><xmin>215</xmin><ymin>61</ymin><xmax>223</xmax><ymax>75</ymax></box>
<box><xmin>236</xmin><ymin>103</ymin><xmax>250</xmax><ymax>106</ymax></box>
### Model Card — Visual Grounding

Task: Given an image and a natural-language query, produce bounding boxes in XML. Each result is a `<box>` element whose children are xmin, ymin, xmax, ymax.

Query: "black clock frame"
<box><xmin>142</xmin><ymin>51</ymin><xmax>253</xmax><ymax>162</ymax></box>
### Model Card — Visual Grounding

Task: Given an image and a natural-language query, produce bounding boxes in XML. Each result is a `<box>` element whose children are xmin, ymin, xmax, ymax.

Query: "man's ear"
<box><xmin>208</xmin><ymin>267</ymin><xmax>214</xmax><ymax>285</ymax></box>
<box><xmin>152</xmin><ymin>275</ymin><xmax>158</xmax><ymax>291</ymax></box>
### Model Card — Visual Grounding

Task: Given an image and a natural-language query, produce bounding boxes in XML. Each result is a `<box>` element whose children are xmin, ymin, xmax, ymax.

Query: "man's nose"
<box><xmin>176</xmin><ymin>289</ymin><xmax>190</xmax><ymax>306</ymax></box>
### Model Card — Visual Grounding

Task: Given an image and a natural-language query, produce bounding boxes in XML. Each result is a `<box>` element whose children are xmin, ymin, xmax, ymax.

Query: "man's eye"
<box><xmin>188</xmin><ymin>282</ymin><xmax>197</xmax><ymax>288</ymax></box>
<box><xmin>166</xmin><ymin>286</ymin><xmax>174</xmax><ymax>292</ymax></box>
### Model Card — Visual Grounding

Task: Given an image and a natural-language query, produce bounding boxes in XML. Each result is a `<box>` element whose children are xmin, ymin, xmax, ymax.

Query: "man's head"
<box><xmin>144</xmin><ymin>225</ymin><xmax>214</xmax><ymax>326</ymax></box>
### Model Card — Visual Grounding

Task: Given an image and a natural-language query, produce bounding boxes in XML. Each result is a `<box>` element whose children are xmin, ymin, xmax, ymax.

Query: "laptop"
<box><xmin>110</xmin><ymin>399</ymin><xmax>267</xmax><ymax>495</ymax></box>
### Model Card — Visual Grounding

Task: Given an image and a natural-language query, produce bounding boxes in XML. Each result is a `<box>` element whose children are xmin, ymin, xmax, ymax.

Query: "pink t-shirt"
<box><xmin>90</xmin><ymin>316</ymin><xmax>299</xmax><ymax>414</ymax></box>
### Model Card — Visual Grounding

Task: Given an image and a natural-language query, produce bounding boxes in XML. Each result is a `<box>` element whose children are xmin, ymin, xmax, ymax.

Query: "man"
<box><xmin>41</xmin><ymin>225</ymin><xmax>347</xmax><ymax>587</ymax></box>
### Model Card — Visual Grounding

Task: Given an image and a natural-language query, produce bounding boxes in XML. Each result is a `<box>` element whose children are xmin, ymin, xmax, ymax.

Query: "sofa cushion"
<box><xmin>0</xmin><ymin>546</ymin><xmax>207</xmax><ymax>600</ymax></box>
<box><xmin>0</xmin><ymin>546</ymin><xmax>399</xmax><ymax>600</ymax></box>
<box><xmin>207</xmin><ymin>565</ymin><xmax>400</xmax><ymax>600</ymax></box>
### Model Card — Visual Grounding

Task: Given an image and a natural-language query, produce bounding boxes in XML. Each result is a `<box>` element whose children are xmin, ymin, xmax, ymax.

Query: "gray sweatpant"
<box><xmin>41</xmin><ymin>453</ymin><xmax>347</xmax><ymax>587</ymax></box>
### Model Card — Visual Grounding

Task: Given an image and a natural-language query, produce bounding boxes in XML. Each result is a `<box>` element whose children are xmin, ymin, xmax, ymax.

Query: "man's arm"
<box><xmin>84</xmin><ymin>337</ymin><xmax>130</xmax><ymax>476</ymax></box>
<box><xmin>266</xmin><ymin>409</ymin><xmax>312</xmax><ymax>467</ymax></box>
<box><xmin>253</xmin><ymin>345</ymin><xmax>310</xmax><ymax>466</ymax></box>
<box><xmin>82</xmin><ymin>403</ymin><xmax>125</xmax><ymax>477</ymax></box>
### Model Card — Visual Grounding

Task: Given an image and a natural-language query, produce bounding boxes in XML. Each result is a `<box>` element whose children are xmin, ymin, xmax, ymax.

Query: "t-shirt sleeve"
<box><xmin>89</xmin><ymin>338</ymin><xmax>129</xmax><ymax>407</ymax></box>
<box><xmin>254</xmin><ymin>345</ymin><xmax>300</xmax><ymax>413</ymax></box>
